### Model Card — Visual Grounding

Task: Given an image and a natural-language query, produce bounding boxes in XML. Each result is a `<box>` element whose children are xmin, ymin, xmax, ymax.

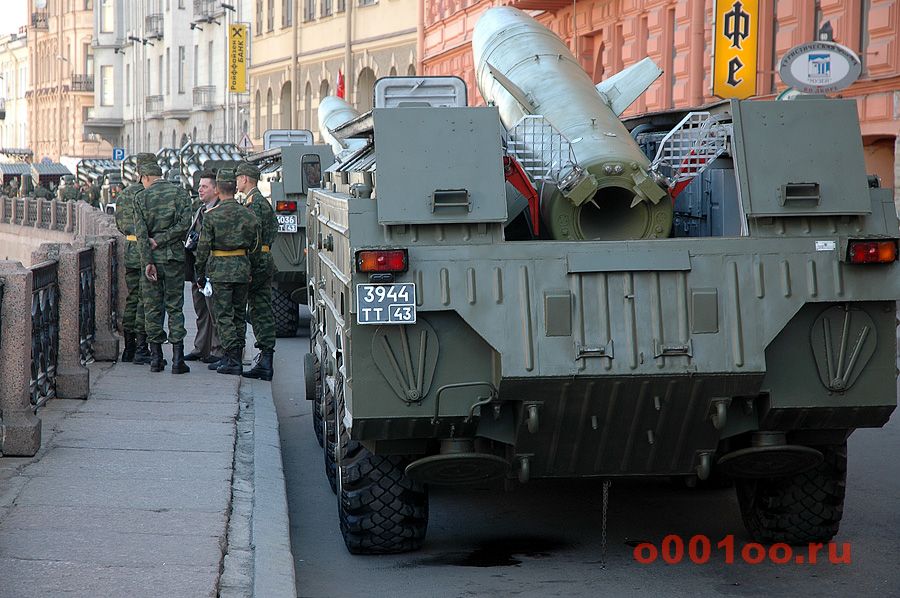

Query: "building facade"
<box><xmin>423</xmin><ymin>0</ymin><xmax>900</xmax><ymax>192</ymax></box>
<box><xmin>249</xmin><ymin>0</ymin><xmax>418</xmax><ymax>145</ymax></box>
<box><xmin>0</xmin><ymin>29</ymin><xmax>30</xmax><ymax>151</ymax></box>
<box><xmin>27</xmin><ymin>0</ymin><xmax>111</xmax><ymax>162</ymax></box>
<box><xmin>88</xmin><ymin>0</ymin><xmax>251</xmax><ymax>154</ymax></box>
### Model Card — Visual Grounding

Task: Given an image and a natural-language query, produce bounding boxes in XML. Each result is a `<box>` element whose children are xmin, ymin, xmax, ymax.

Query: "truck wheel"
<box><xmin>323</xmin><ymin>382</ymin><xmax>337</xmax><ymax>494</ymax></box>
<box><xmin>306</xmin><ymin>353</ymin><xmax>324</xmax><ymax>448</ymax></box>
<box><xmin>335</xmin><ymin>382</ymin><xmax>428</xmax><ymax>554</ymax></box>
<box><xmin>272</xmin><ymin>287</ymin><xmax>299</xmax><ymax>338</ymax></box>
<box><xmin>736</xmin><ymin>442</ymin><xmax>847</xmax><ymax>544</ymax></box>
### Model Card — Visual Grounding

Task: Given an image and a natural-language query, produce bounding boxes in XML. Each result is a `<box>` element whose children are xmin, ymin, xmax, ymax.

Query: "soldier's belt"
<box><xmin>212</xmin><ymin>249</ymin><xmax>248</xmax><ymax>257</ymax></box>
<box><xmin>125</xmin><ymin>235</ymin><xmax>137</xmax><ymax>241</ymax></box>
<box><xmin>260</xmin><ymin>245</ymin><xmax>270</xmax><ymax>253</ymax></box>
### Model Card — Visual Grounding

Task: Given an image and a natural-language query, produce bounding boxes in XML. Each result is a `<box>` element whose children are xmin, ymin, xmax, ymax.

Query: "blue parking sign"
<box><xmin>112</xmin><ymin>147</ymin><xmax>125</xmax><ymax>161</ymax></box>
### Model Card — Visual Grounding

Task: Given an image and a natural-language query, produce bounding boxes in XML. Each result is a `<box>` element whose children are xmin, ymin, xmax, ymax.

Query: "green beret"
<box><xmin>235</xmin><ymin>162</ymin><xmax>260</xmax><ymax>180</ymax></box>
<box><xmin>138</xmin><ymin>162</ymin><xmax>163</xmax><ymax>176</ymax></box>
<box><xmin>216</xmin><ymin>169</ymin><xmax>236</xmax><ymax>183</ymax></box>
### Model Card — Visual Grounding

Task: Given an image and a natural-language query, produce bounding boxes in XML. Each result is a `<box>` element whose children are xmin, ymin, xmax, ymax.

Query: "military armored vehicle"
<box><xmin>305</xmin><ymin>8</ymin><xmax>899</xmax><ymax>555</ymax></box>
<box><xmin>247</xmin><ymin>132</ymin><xmax>334</xmax><ymax>336</ymax></box>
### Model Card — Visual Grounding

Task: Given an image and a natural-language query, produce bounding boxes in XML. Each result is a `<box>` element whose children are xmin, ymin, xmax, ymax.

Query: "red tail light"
<box><xmin>276</xmin><ymin>200</ymin><xmax>297</xmax><ymax>213</ymax></box>
<box><xmin>848</xmin><ymin>240</ymin><xmax>898</xmax><ymax>264</ymax></box>
<box><xmin>357</xmin><ymin>249</ymin><xmax>408</xmax><ymax>273</ymax></box>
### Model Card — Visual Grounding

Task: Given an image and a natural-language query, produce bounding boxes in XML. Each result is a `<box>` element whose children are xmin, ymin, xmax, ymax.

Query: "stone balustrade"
<box><xmin>0</xmin><ymin>201</ymin><xmax>124</xmax><ymax>456</ymax></box>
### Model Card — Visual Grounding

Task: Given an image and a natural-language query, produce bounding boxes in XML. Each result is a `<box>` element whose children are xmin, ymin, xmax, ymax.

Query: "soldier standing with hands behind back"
<box><xmin>195</xmin><ymin>169</ymin><xmax>260</xmax><ymax>376</ymax></box>
<box><xmin>235</xmin><ymin>162</ymin><xmax>278</xmax><ymax>381</ymax></box>
<box><xmin>133</xmin><ymin>158</ymin><xmax>193</xmax><ymax>374</ymax></box>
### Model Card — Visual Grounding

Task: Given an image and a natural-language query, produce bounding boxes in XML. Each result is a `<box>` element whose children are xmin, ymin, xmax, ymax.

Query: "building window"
<box><xmin>336</xmin><ymin>0</ymin><xmax>345</xmax><ymax>13</ymax></box>
<box><xmin>283</xmin><ymin>0</ymin><xmax>293</xmax><ymax>26</ymax></box>
<box><xmin>85</xmin><ymin>0</ymin><xmax>93</xmax><ymax>9</ymax></box>
<box><xmin>193</xmin><ymin>44</ymin><xmax>198</xmax><ymax>87</ymax></box>
<box><xmin>266</xmin><ymin>88</ymin><xmax>273</xmax><ymax>130</ymax></box>
<box><xmin>321</xmin><ymin>0</ymin><xmax>331</xmax><ymax>18</ymax></box>
<box><xmin>158</xmin><ymin>56</ymin><xmax>163</xmax><ymax>95</ymax></box>
<box><xmin>99</xmin><ymin>0</ymin><xmax>114</xmax><ymax>33</ymax></box>
<box><xmin>166</xmin><ymin>48</ymin><xmax>171</xmax><ymax>95</ymax></box>
<box><xmin>255</xmin><ymin>89</ymin><xmax>261</xmax><ymax>136</ymax></box>
<box><xmin>268</xmin><ymin>0</ymin><xmax>275</xmax><ymax>30</ymax></box>
<box><xmin>84</xmin><ymin>45</ymin><xmax>94</xmax><ymax>76</ymax></box>
<box><xmin>208</xmin><ymin>124</ymin><xmax>213</xmax><ymax>142</ymax></box>
<box><xmin>304</xmin><ymin>0</ymin><xmax>316</xmax><ymax>21</ymax></box>
<box><xmin>859</xmin><ymin>0</ymin><xmax>871</xmax><ymax>74</ymax></box>
<box><xmin>256</xmin><ymin>0</ymin><xmax>263</xmax><ymax>35</ymax></box>
<box><xmin>126</xmin><ymin>63</ymin><xmax>130</xmax><ymax>105</ymax></box>
<box><xmin>100</xmin><ymin>65</ymin><xmax>113</xmax><ymax>106</ymax></box>
<box><xmin>358</xmin><ymin>0</ymin><xmax>376</xmax><ymax>6</ymax></box>
<box><xmin>208</xmin><ymin>41</ymin><xmax>213</xmax><ymax>85</ymax></box>
<box><xmin>178</xmin><ymin>46</ymin><xmax>185</xmax><ymax>94</ymax></box>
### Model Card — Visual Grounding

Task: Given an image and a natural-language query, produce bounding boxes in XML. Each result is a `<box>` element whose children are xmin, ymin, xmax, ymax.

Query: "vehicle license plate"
<box><xmin>277</xmin><ymin>214</ymin><xmax>298</xmax><ymax>233</ymax></box>
<box><xmin>356</xmin><ymin>283</ymin><xmax>416</xmax><ymax>325</ymax></box>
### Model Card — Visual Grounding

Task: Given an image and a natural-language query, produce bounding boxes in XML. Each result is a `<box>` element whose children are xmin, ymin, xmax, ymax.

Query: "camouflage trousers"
<box><xmin>247</xmin><ymin>264</ymin><xmax>275</xmax><ymax>352</ymax></box>
<box><xmin>212</xmin><ymin>282</ymin><xmax>248</xmax><ymax>352</ymax></box>
<box><xmin>140</xmin><ymin>260</ymin><xmax>187</xmax><ymax>344</ymax></box>
<box><xmin>123</xmin><ymin>267</ymin><xmax>145</xmax><ymax>335</ymax></box>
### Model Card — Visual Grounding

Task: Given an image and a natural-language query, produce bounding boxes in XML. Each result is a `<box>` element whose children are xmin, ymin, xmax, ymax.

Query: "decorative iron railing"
<box><xmin>40</xmin><ymin>201</ymin><xmax>52</xmax><ymax>227</ymax></box>
<box><xmin>72</xmin><ymin>74</ymin><xmax>95</xmax><ymax>92</ymax></box>
<box><xmin>78</xmin><ymin>249</ymin><xmax>96</xmax><ymax>365</ymax></box>
<box><xmin>193</xmin><ymin>85</ymin><xmax>216</xmax><ymax>110</ymax></box>
<box><xmin>30</xmin><ymin>260</ymin><xmax>59</xmax><ymax>410</ymax></box>
<box><xmin>26</xmin><ymin>199</ymin><xmax>37</xmax><ymax>226</ymax></box>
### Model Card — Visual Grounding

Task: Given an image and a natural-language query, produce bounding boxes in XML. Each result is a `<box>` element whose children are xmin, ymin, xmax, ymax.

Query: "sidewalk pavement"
<box><xmin>0</xmin><ymin>284</ymin><xmax>295</xmax><ymax>598</ymax></box>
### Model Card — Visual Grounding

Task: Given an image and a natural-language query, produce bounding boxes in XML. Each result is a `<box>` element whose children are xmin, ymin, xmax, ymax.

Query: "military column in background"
<box><xmin>236</xmin><ymin>162</ymin><xmax>278</xmax><ymax>381</ymax></box>
<box><xmin>133</xmin><ymin>158</ymin><xmax>193</xmax><ymax>374</ymax></box>
<box><xmin>115</xmin><ymin>153</ymin><xmax>157</xmax><ymax>365</ymax></box>
<box><xmin>195</xmin><ymin>169</ymin><xmax>260</xmax><ymax>376</ymax></box>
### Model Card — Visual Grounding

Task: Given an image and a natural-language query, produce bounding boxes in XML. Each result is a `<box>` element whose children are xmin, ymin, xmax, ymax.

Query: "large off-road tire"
<box><xmin>272</xmin><ymin>287</ymin><xmax>299</xmax><ymax>338</ymax></box>
<box><xmin>335</xmin><ymin>382</ymin><xmax>428</xmax><ymax>554</ymax></box>
<box><xmin>323</xmin><ymin>381</ymin><xmax>337</xmax><ymax>494</ymax></box>
<box><xmin>736</xmin><ymin>442</ymin><xmax>847</xmax><ymax>545</ymax></box>
<box><xmin>306</xmin><ymin>353</ymin><xmax>324</xmax><ymax>448</ymax></box>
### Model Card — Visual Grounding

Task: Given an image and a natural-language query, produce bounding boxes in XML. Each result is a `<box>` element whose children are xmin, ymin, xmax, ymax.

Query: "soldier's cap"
<box><xmin>235</xmin><ymin>162</ymin><xmax>260</xmax><ymax>180</ymax></box>
<box><xmin>216</xmin><ymin>169</ymin><xmax>236</xmax><ymax>183</ymax></box>
<box><xmin>135</xmin><ymin>152</ymin><xmax>157</xmax><ymax>166</ymax></box>
<box><xmin>138</xmin><ymin>161</ymin><xmax>163</xmax><ymax>176</ymax></box>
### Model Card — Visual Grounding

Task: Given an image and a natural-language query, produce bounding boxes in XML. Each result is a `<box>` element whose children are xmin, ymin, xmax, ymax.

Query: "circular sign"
<box><xmin>778</xmin><ymin>41</ymin><xmax>861</xmax><ymax>94</ymax></box>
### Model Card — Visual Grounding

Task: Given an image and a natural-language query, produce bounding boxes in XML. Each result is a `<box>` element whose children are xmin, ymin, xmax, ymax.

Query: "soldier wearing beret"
<box><xmin>116</xmin><ymin>153</ymin><xmax>157</xmax><ymax>364</ymax></box>
<box><xmin>235</xmin><ymin>161</ymin><xmax>278</xmax><ymax>381</ymax></box>
<box><xmin>133</xmin><ymin>157</ymin><xmax>194</xmax><ymax>373</ymax></box>
<box><xmin>195</xmin><ymin>169</ymin><xmax>260</xmax><ymax>376</ymax></box>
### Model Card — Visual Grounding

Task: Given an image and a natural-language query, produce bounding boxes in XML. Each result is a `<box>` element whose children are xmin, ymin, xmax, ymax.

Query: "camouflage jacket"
<box><xmin>133</xmin><ymin>179</ymin><xmax>193</xmax><ymax>265</ymax></box>
<box><xmin>34</xmin><ymin>187</ymin><xmax>51</xmax><ymax>200</ymax></box>
<box><xmin>195</xmin><ymin>198</ymin><xmax>259</xmax><ymax>283</ymax></box>
<box><xmin>245</xmin><ymin>187</ymin><xmax>278</xmax><ymax>274</ymax></box>
<box><xmin>60</xmin><ymin>186</ymin><xmax>80</xmax><ymax>202</ymax></box>
<box><xmin>115</xmin><ymin>182</ymin><xmax>146</xmax><ymax>269</ymax></box>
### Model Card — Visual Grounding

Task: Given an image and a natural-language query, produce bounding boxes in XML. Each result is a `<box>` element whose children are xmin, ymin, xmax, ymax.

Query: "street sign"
<box><xmin>228</xmin><ymin>24</ymin><xmax>248</xmax><ymax>93</ymax></box>
<box><xmin>238</xmin><ymin>133</ymin><xmax>254</xmax><ymax>151</ymax></box>
<box><xmin>778</xmin><ymin>41</ymin><xmax>861</xmax><ymax>94</ymax></box>
<box><xmin>112</xmin><ymin>147</ymin><xmax>125</xmax><ymax>161</ymax></box>
<box><xmin>712</xmin><ymin>0</ymin><xmax>759</xmax><ymax>100</ymax></box>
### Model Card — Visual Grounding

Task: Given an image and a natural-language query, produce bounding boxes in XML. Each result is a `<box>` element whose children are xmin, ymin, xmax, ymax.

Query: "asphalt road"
<box><xmin>272</xmin><ymin>332</ymin><xmax>900</xmax><ymax>598</ymax></box>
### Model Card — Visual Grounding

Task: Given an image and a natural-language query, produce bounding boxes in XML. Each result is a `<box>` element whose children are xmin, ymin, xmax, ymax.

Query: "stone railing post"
<box><xmin>49</xmin><ymin>198</ymin><xmax>58</xmax><ymax>229</ymax></box>
<box><xmin>54</xmin><ymin>244</ymin><xmax>89</xmax><ymax>398</ymax></box>
<box><xmin>86</xmin><ymin>236</ymin><xmax>119</xmax><ymax>361</ymax></box>
<box><xmin>20</xmin><ymin>197</ymin><xmax>29</xmax><ymax>225</ymax></box>
<box><xmin>0</xmin><ymin>195</ymin><xmax>7</xmax><ymax>223</ymax></box>
<box><xmin>34</xmin><ymin>197</ymin><xmax>44</xmax><ymax>228</ymax></box>
<box><xmin>65</xmin><ymin>201</ymin><xmax>74</xmax><ymax>234</ymax></box>
<box><xmin>9</xmin><ymin>195</ymin><xmax>17</xmax><ymax>224</ymax></box>
<box><xmin>0</xmin><ymin>261</ymin><xmax>42</xmax><ymax>456</ymax></box>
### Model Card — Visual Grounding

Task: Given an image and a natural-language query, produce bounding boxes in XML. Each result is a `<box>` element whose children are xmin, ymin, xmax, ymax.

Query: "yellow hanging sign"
<box><xmin>228</xmin><ymin>23</ymin><xmax>248</xmax><ymax>93</ymax></box>
<box><xmin>712</xmin><ymin>0</ymin><xmax>759</xmax><ymax>99</ymax></box>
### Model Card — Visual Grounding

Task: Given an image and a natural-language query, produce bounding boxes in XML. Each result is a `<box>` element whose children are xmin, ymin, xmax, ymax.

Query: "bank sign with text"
<box><xmin>713</xmin><ymin>0</ymin><xmax>759</xmax><ymax>99</ymax></box>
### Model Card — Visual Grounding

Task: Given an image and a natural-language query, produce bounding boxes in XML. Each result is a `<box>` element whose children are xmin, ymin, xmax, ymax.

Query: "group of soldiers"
<box><xmin>0</xmin><ymin>175</ymin><xmax>102</xmax><ymax>207</ymax></box>
<box><xmin>115</xmin><ymin>153</ymin><xmax>278</xmax><ymax>381</ymax></box>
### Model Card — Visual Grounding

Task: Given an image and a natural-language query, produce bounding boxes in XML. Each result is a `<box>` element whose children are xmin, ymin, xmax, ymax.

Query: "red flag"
<box><xmin>336</xmin><ymin>70</ymin><xmax>345</xmax><ymax>99</ymax></box>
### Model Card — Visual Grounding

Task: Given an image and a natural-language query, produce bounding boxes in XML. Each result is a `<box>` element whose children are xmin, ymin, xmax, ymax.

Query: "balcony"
<box><xmin>145</xmin><ymin>14</ymin><xmax>164</xmax><ymax>40</ymax></box>
<box><xmin>71</xmin><ymin>75</ymin><xmax>94</xmax><ymax>92</ymax></box>
<box><xmin>31</xmin><ymin>11</ymin><xmax>49</xmax><ymax>30</ymax></box>
<box><xmin>193</xmin><ymin>85</ymin><xmax>217</xmax><ymax>111</ymax></box>
<box><xmin>194</xmin><ymin>0</ymin><xmax>224</xmax><ymax>20</ymax></box>
<box><xmin>145</xmin><ymin>95</ymin><xmax>163</xmax><ymax>118</ymax></box>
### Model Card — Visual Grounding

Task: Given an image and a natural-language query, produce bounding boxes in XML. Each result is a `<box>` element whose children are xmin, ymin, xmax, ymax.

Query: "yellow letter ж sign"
<box><xmin>712</xmin><ymin>0</ymin><xmax>759</xmax><ymax>99</ymax></box>
<box><xmin>229</xmin><ymin>23</ymin><xmax>248</xmax><ymax>93</ymax></box>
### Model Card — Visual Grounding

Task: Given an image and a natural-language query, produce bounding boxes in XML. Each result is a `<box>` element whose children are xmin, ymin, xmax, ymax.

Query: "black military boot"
<box><xmin>242</xmin><ymin>350</ymin><xmax>274</xmax><ymax>381</ymax></box>
<box><xmin>216</xmin><ymin>349</ymin><xmax>244</xmax><ymax>376</ymax></box>
<box><xmin>149</xmin><ymin>343</ymin><xmax>165</xmax><ymax>373</ymax></box>
<box><xmin>121</xmin><ymin>332</ymin><xmax>136</xmax><ymax>363</ymax></box>
<box><xmin>171</xmin><ymin>343</ymin><xmax>190</xmax><ymax>375</ymax></box>
<box><xmin>207</xmin><ymin>355</ymin><xmax>226</xmax><ymax>370</ymax></box>
<box><xmin>133</xmin><ymin>334</ymin><xmax>151</xmax><ymax>365</ymax></box>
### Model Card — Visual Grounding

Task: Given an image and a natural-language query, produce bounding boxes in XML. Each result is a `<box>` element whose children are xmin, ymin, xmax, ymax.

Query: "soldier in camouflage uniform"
<box><xmin>34</xmin><ymin>182</ymin><xmax>52</xmax><ymax>200</ymax></box>
<box><xmin>235</xmin><ymin>162</ymin><xmax>278</xmax><ymax>381</ymax></box>
<box><xmin>115</xmin><ymin>153</ymin><xmax>156</xmax><ymax>364</ymax></box>
<box><xmin>59</xmin><ymin>176</ymin><xmax>80</xmax><ymax>202</ymax></box>
<box><xmin>195</xmin><ymin>169</ymin><xmax>260</xmax><ymax>376</ymax></box>
<box><xmin>134</xmin><ymin>159</ymin><xmax>193</xmax><ymax>373</ymax></box>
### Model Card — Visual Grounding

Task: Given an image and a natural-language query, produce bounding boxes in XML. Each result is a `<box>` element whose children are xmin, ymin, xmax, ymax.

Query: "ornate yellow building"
<box><xmin>248</xmin><ymin>0</ymin><xmax>418</xmax><ymax>145</ymax></box>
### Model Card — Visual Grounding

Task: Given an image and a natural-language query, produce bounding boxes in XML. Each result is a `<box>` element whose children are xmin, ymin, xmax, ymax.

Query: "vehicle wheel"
<box><xmin>335</xmin><ymin>380</ymin><xmax>428</xmax><ymax>554</ymax></box>
<box><xmin>306</xmin><ymin>353</ymin><xmax>324</xmax><ymax>448</ymax></box>
<box><xmin>736</xmin><ymin>442</ymin><xmax>847</xmax><ymax>545</ymax></box>
<box><xmin>323</xmin><ymin>381</ymin><xmax>337</xmax><ymax>493</ymax></box>
<box><xmin>272</xmin><ymin>287</ymin><xmax>299</xmax><ymax>338</ymax></box>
